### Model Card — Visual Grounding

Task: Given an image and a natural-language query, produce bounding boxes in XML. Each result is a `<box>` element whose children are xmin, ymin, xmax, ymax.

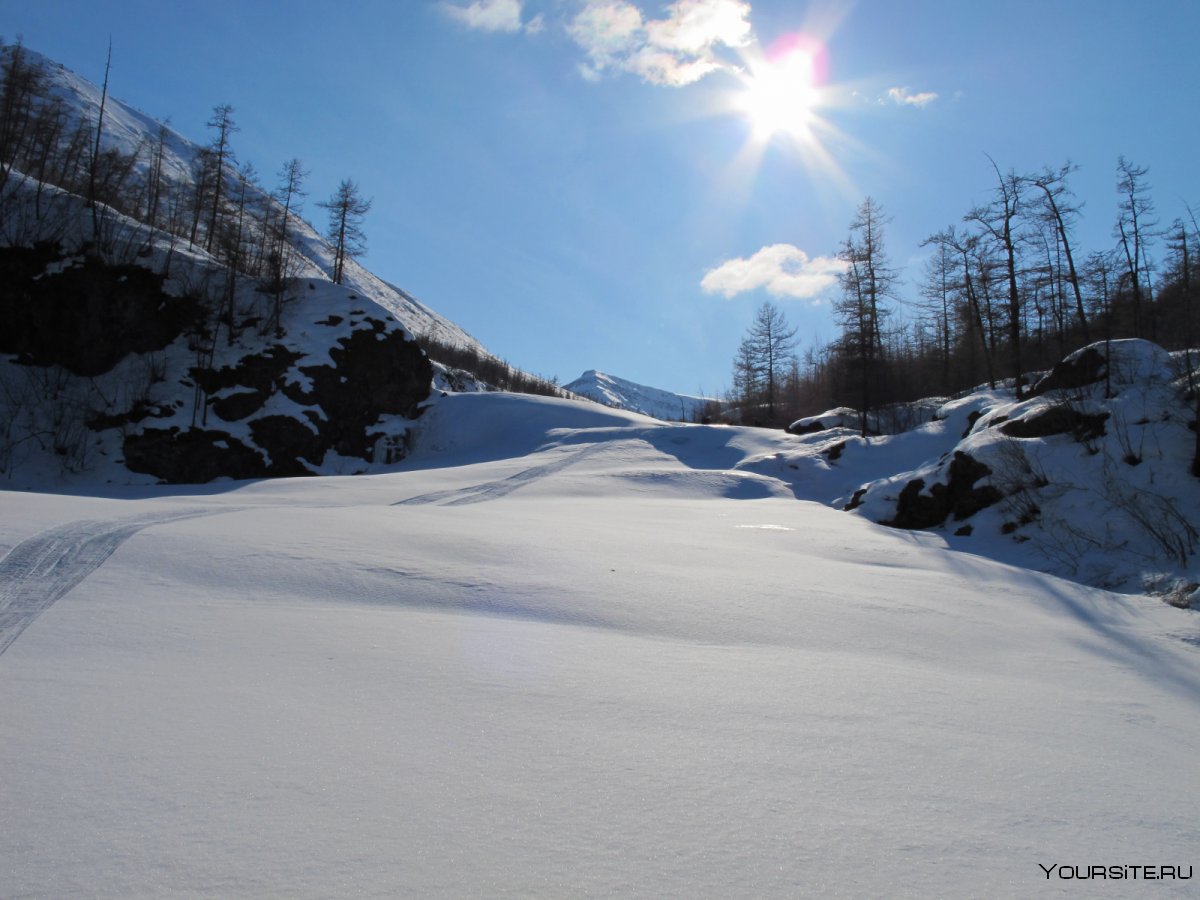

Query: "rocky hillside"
<box><xmin>0</xmin><ymin>44</ymin><xmax>564</xmax><ymax>486</ymax></box>
<box><xmin>0</xmin><ymin>193</ymin><xmax>433</xmax><ymax>485</ymax></box>
<box><xmin>749</xmin><ymin>340</ymin><xmax>1199</xmax><ymax>602</ymax></box>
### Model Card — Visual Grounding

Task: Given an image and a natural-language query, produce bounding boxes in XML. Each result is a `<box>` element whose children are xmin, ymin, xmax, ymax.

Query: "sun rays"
<box><xmin>715</xmin><ymin>31</ymin><xmax>859</xmax><ymax>203</ymax></box>
<box><xmin>735</xmin><ymin>34</ymin><xmax>823</xmax><ymax>142</ymax></box>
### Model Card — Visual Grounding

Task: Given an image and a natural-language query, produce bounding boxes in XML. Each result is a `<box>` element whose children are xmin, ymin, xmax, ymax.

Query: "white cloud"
<box><xmin>627</xmin><ymin>46</ymin><xmax>721</xmax><ymax>86</ymax></box>
<box><xmin>569</xmin><ymin>0</ymin><xmax>645</xmax><ymax>80</ymax></box>
<box><xmin>569</xmin><ymin>0</ymin><xmax>753</xmax><ymax>87</ymax></box>
<box><xmin>701</xmin><ymin>244</ymin><xmax>846</xmax><ymax>300</ymax></box>
<box><xmin>886</xmin><ymin>86</ymin><xmax>938</xmax><ymax>108</ymax></box>
<box><xmin>444</xmin><ymin>0</ymin><xmax>526</xmax><ymax>33</ymax></box>
<box><xmin>645</xmin><ymin>0</ymin><xmax>753</xmax><ymax>55</ymax></box>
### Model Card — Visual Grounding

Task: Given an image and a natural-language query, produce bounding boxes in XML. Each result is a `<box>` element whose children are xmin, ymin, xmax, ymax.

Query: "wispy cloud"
<box><xmin>886</xmin><ymin>86</ymin><xmax>938</xmax><ymax>108</ymax></box>
<box><xmin>570</xmin><ymin>0</ymin><xmax>753</xmax><ymax>87</ymax></box>
<box><xmin>701</xmin><ymin>244</ymin><xmax>846</xmax><ymax>300</ymax></box>
<box><xmin>444</xmin><ymin>0</ymin><xmax>527</xmax><ymax>34</ymax></box>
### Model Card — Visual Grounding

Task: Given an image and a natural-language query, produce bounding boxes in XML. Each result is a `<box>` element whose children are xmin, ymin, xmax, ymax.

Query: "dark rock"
<box><xmin>962</xmin><ymin>409</ymin><xmax>983</xmax><ymax>438</ymax></box>
<box><xmin>2</xmin><ymin>246</ymin><xmax>432</xmax><ymax>482</ymax></box>
<box><xmin>885</xmin><ymin>451</ymin><xmax>1003</xmax><ymax>529</ymax></box>
<box><xmin>124</xmin><ymin>427</ymin><xmax>270</xmax><ymax>483</ymax></box>
<box><xmin>0</xmin><ymin>245</ymin><xmax>199</xmax><ymax>376</ymax></box>
<box><xmin>283</xmin><ymin>327</ymin><xmax>432</xmax><ymax>459</ymax></box>
<box><xmin>210</xmin><ymin>391</ymin><xmax>266</xmax><ymax>422</ymax></box>
<box><xmin>788</xmin><ymin>419</ymin><xmax>825</xmax><ymax>435</ymax></box>
<box><xmin>825</xmin><ymin>440</ymin><xmax>846</xmax><ymax>461</ymax></box>
<box><xmin>1001</xmin><ymin>406</ymin><xmax>1108</xmax><ymax>442</ymax></box>
<box><xmin>192</xmin><ymin>345</ymin><xmax>302</xmax><ymax>399</ymax></box>
<box><xmin>1031</xmin><ymin>345</ymin><xmax>1106</xmax><ymax>395</ymax></box>
<box><xmin>248</xmin><ymin>415</ymin><xmax>322</xmax><ymax>475</ymax></box>
<box><xmin>192</xmin><ymin>345</ymin><xmax>303</xmax><ymax>426</ymax></box>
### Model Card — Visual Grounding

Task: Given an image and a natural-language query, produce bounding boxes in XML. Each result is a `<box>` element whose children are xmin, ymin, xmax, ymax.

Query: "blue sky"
<box><xmin>7</xmin><ymin>1</ymin><xmax>1198</xmax><ymax>395</ymax></box>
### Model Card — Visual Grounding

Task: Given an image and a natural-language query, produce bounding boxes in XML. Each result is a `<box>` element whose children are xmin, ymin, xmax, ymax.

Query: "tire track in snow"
<box><xmin>0</xmin><ymin>509</ymin><xmax>221</xmax><ymax>656</ymax></box>
<box><xmin>395</xmin><ymin>444</ymin><xmax>605</xmax><ymax>507</ymax></box>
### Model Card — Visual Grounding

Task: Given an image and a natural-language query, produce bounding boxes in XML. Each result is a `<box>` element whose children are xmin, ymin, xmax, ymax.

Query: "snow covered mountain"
<box><xmin>565</xmin><ymin>369</ymin><xmax>715</xmax><ymax>421</ymax></box>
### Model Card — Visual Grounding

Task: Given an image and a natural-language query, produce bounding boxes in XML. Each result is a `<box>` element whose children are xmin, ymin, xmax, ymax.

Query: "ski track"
<box><xmin>395</xmin><ymin>444</ymin><xmax>605</xmax><ymax>507</ymax></box>
<box><xmin>0</xmin><ymin>509</ymin><xmax>220</xmax><ymax>657</ymax></box>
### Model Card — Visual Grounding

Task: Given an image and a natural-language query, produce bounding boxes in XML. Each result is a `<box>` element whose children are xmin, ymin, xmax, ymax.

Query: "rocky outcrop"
<box><xmin>1000</xmin><ymin>406</ymin><xmax>1108</xmax><ymax>443</ymax></box>
<box><xmin>884</xmin><ymin>451</ymin><xmax>1003</xmax><ymax>529</ymax></box>
<box><xmin>0</xmin><ymin>244</ymin><xmax>199</xmax><ymax>376</ymax></box>
<box><xmin>123</xmin><ymin>322</ymin><xmax>433</xmax><ymax>483</ymax></box>
<box><xmin>283</xmin><ymin>321</ymin><xmax>431</xmax><ymax>458</ymax></box>
<box><xmin>1030</xmin><ymin>345</ymin><xmax>1106</xmax><ymax>395</ymax></box>
<box><xmin>1</xmin><ymin>244</ymin><xmax>434</xmax><ymax>484</ymax></box>
<box><xmin>124</xmin><ymin>428</ymin><xmax>272</xmax><ymax>483</ymax></box>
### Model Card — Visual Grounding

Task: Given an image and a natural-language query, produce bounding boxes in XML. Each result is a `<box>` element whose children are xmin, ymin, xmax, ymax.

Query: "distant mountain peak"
<box><xmin>564</xmin><ymin>370</ymin><xmax>714</xmax><ymax>421</ymax></box>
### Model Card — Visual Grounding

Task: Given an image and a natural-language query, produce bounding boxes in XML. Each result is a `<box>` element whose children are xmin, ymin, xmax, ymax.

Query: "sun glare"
<box><xmin>718</xmin><ymin>30</ymin><xmax>857</xmax><ymax>203</ymax></box>
<box><xmin>740</xmin><ymin>52</ymin><xmax>816</xmax><ymax>139</ymax></box>
<box><xmin>735</xmin><ymin>34</ymin><xmax>828</xmax><ymax>143</ymax></box>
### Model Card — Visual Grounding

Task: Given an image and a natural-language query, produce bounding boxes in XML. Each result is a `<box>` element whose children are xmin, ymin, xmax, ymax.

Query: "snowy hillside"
<box><xmin>0</xmin><ymin>45</ymin><xmax>569</xmax><ymax>484</ymax></box>
<box><xmin>8</xmin><ymin>45</ymin><xmax>482</xmax><ymax>351</ymax></box>
<box><xmin>768</xmin><ymin>340</ymin><xmax>1200</xmax><ymax>601</ymax></box>
<box><xmin>565</xmin><ymin>368</ymin><xmax>714</xmax><ymax>420</ymax></box>
<box><xmin>0</xmin><ymin>184</ymin><xmax>434</xmax><ymax>484</ymax></box>
<box><xmin>3</xmin><ymin>390</ymin><xmax>1199</xmax><ymax>897</ymax></box>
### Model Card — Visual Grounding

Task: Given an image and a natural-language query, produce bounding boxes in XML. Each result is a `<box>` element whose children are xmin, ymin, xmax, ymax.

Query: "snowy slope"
<box><xmin>1</xmin><ymin>46</ymin><xmax>536</xmax><ymax>485</ymax></box>
<box><xmin>17</xmin><ymin>45</ymin><xmax>481</xmax><ymax>351</ymax></box>
<box><xmin>565</xmin><ymin>368</ymin><xmax>714</xmax><ymax>420</ymax></box>
<box><xmin>3</xmin><ymin>391</ymin><xmax>1199</xmax><ymax>897</ymax></box>
<box><xmin>770</xmin><ymin>340</ymin><xmax>1200</xmax><ymax>600</ymax></box>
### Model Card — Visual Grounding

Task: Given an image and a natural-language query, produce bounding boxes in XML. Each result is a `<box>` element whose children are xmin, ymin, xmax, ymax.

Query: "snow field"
<box><xmin>2</xmin><ymin>392</ymin><xmax>1199</xmax><ymax>897</ymax></box>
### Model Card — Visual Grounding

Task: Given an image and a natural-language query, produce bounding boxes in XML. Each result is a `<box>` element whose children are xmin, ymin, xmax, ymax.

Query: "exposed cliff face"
<box><xmin>0</xmin><ymin>244</ymin><xmax>200</xmax><ymax>376</ymax></box>
<box><xmin>0</xmin><ymin>242</ymin><xmax>433</xmax><ymax>485</ymax></box>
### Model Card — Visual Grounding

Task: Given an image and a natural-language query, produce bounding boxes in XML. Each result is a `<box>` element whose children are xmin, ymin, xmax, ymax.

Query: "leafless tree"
<box><xmin>1029</xmin><ymin>162</ymin><xmax>1088</xmax><ymax>341</ymax></box>
<box><xmin>1114</xmin><ymin>156</ymin><xmax>1157</xmax><ymax>339</ymax></box>
<box><xmin>967</xmin><ymin>158</ymin><xmax>1026</xmax><ymax>397</ymax></box>
<box><xmin>837</xmin><ymin>197</ymin><xmax>896</xmax><ymax>434</ymax></box>
<box><xmin>204</xmin><ymin>103</ymin><xmax>238</xmax><ymax>254</ymax></box>
<box><xmin>87</xmin><ymin>38</ymin><xmax>112</xmax><ymax>242</ymax></box>
<box><xmin>319</xmin><ymin>178</ymin><xmax>371</xmax><ymax>285</ymax></box>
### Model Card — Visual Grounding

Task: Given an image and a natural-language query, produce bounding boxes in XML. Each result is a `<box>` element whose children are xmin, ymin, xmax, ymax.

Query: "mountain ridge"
<box><xmin>564</xmin><ymin>369</ymin><xmax>714</xmax><ymax>421</ymax></box>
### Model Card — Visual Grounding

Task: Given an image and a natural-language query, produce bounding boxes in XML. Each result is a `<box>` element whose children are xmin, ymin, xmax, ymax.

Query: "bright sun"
<box><xmin>736</xmin><ymin>38</ymin><xmax>825</xmax><ymax>142</ymax></box>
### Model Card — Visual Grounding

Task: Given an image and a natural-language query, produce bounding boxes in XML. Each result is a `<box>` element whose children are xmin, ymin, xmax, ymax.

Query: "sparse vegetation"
<box><xmin>724</xmin><ymin>155</ymin><xmax>1197</xmax><ymax>444</ymax></box>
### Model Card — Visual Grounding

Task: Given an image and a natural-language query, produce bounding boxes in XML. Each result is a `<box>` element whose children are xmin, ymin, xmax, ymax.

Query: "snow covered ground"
<box><xmin>3</xmin><ymin>392</ymin><xmax>1199</xmax><ymax>897</ymax></box>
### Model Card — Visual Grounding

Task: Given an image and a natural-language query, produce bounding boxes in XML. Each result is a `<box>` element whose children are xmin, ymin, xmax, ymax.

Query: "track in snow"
<box><xmin>395</xmin><ymin>444</ymin><xmax>604</xmax><ymax>506</ymax></box>
<box><xmin>0</xmin><ymin>509</ymin><xmax>216</xmax><ymax>656</ymax></box>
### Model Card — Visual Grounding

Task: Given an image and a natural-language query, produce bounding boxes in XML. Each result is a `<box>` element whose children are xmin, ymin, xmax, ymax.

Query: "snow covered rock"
<box><xmin>823</xmin><ymin>339</ymin><xmax>1200</xmax><ymax>593</ymax></box>
<box><xmin>0</xmin><ymin>237</ymin><xmax>432</xmax><ymax>485</ymax></box>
